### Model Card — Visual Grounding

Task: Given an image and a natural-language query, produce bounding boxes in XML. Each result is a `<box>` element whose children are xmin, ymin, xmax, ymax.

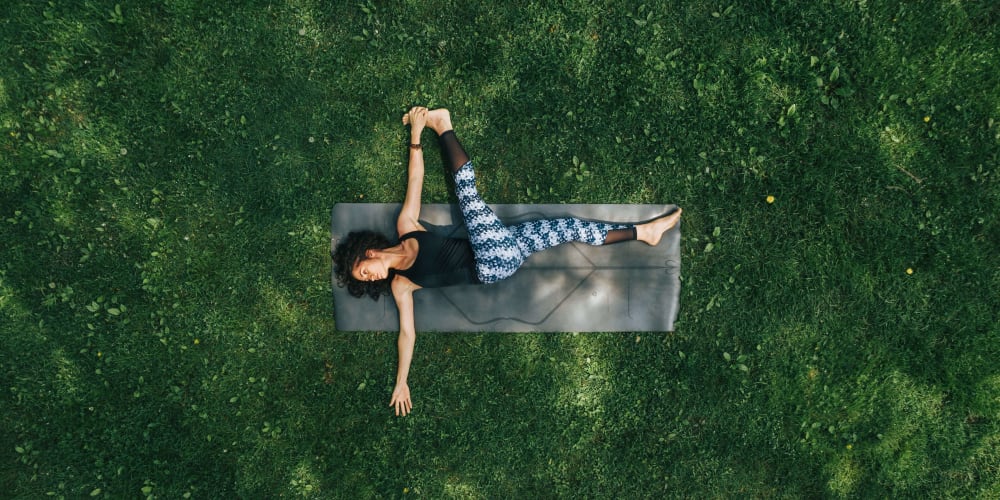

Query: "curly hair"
<box><xmin>332</xmin><ymin>230</ymin><xmax>393</xmax><ymax>300</ymax></box>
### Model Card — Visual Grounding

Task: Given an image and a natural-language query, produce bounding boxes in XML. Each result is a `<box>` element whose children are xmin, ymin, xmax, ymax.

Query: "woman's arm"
<box><xmin>397</xmin><ymin>108</ymin><xmax>428</xmax><ymax>236</ymax></box>
<box><xmin>389</xmin><ymin>277</ymin><xmax>419</xmax><ymax>416</ymax></box>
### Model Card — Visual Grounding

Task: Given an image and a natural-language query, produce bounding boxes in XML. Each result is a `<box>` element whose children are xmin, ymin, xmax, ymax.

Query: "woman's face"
<box><xmin>352</xmin><ymin>254</ymin><xmax>388</xmax><ymax>282</ymax></box>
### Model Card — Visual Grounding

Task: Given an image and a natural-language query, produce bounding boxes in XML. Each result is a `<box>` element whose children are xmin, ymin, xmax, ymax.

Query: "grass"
<box><xmin>1</xmin><ymin>0</ymin><xmax>998</xmax><ymax>497</ymax></box>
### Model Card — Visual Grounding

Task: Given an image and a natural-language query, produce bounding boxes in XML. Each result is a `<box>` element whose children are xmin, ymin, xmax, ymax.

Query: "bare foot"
<box><xmin>636</xmin><ymin>208</ymin><xmax>682</xmax><ymax>246</ymax></box>
<box><xmin>403</xmin><ymin>107</ymin><xmax>452</xmax><ymax>134</ymax></box>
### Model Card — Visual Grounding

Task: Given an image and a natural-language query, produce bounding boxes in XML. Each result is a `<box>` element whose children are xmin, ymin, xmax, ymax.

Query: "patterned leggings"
<box><xmin>454</xmin><ymin>161</ymin><xmax>631</xmax><ymax>283</ymax></box>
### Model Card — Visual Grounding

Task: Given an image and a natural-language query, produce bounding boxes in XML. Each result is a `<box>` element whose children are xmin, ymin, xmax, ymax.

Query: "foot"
<box><xmin>636</xmin><ymin>208</ymin><xmax>682</xmax><ymax>246</ymax></box>
<box><xmin>403</xmin><ymin>107</ymin><xmax>452</xmax><ymax>135</ymax></box>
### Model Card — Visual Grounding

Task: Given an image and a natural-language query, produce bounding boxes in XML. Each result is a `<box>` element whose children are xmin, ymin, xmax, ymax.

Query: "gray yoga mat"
<box><xmin>331</xmin><ymin>203</ymin><xmax>681</xmax><ymax>332</ymax></box>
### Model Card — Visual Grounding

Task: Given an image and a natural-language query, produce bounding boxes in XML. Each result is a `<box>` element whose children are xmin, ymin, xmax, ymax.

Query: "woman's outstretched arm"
<box><xmin>397</xmin><ymin>108</ymin><xmax>427</xmax><ymax>237</ymax></box>
<box><xmin>389</xmin><ymin>277</ymin><xmax>419</xmax><ymax>416</ymax></box>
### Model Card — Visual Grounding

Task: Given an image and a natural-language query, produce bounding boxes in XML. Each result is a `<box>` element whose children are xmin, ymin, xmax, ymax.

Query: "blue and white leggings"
<box><xmin>454</xmin><ymin>161</ymin><xmax>632</xmax><ymax>283</ymax></box>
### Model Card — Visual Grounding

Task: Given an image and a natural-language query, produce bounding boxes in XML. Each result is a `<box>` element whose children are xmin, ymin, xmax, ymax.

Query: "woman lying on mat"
<box><xmin>332</xmin><ymin>107</ymin><xmax>682</xmax><ymax>416</ymax></box>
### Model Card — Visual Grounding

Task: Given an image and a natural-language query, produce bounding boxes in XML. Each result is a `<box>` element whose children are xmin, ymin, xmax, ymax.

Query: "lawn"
<box><xmin>1</xmin><ymin>0</ymin><xmax>998</xmax><ymax>497</ymax></box>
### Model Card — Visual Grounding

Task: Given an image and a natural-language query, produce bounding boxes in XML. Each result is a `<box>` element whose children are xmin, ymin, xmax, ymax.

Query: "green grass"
<box><xmin>2</xmin><ymin>0</ymin><xmax>998</xmax><ymax>497</ymax></box>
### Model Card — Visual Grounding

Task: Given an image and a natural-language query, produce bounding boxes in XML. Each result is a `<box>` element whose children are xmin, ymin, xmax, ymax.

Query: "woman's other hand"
<box><xmin>389</xmin><ymin>382</ymin><xmax>412</xmax><ymax>416</ymax></box>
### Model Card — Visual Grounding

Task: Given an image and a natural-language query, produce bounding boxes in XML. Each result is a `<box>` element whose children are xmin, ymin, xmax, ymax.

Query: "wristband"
<box><xmin>409</xmin><ymin>143</ymin><xmax>422</xmax><ymax>150</ymax></box>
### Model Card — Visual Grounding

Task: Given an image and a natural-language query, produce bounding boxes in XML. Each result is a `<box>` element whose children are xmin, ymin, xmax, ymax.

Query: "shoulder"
<box><xmin>397</xmin><ymin>219</ymin><xmax>425</xmax><ymax>238</ymax></box>
<box><xmin>391</xmin><ymin>274</ymin><xmax>421</xmax><ymax>296</ymax></box>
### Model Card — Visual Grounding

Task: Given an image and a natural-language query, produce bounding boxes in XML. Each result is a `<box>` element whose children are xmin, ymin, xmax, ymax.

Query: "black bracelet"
<box><xmin>409</xmin><ymin>143</ymin><xmax>422</xmax><ymax>150</ymax></box>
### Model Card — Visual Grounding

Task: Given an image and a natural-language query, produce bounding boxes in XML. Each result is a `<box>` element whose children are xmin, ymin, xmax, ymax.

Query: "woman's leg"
<box><xmin>438</xmin><ymin>130</ymin><xmax>469</xmax><ymax>173</ymax></box>
<box><xmin>414</xmin><ymin>108</ymin><xmax>467</xmax><ymax>173</ymax></box>
<box><xmin>418</xmin><ymin>108</ymin><xmax>681</xmax><ymax>279</ymax></box>
<box><xmin>507</xmin><ymin>207</ymin><xmax>683</xmax><ymax>257</ymax></box>
<box><xmin>428</xmin><ymin>111</ymin><xmax>524</xmax><ymax>283</ymax></box>
<box><xmin>508</xmin><ymin>218</ymin><xmax>635</xmax><ymax>256</ymax></box>
<box><xmin>452</xmin><ymin>161</ymin><xmax>525</xmax><ymax>283</ymax></box>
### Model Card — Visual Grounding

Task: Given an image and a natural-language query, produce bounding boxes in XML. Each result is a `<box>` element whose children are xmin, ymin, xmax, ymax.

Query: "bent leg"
<box><xmin>454</xmin><ymin>162</ymin><xmax>524</xmax><ymax>283</ymax></box>
<box><xmin>418</xmin><ymin>109</ymin><xmax>521</xmax><ymax>282</ymax></box>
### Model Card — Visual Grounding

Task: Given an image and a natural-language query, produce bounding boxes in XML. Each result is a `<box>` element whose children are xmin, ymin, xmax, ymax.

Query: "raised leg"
<box><xmin>410</xmin><ymin>108</ymin><xmax>521</xmax><ymax>283</ymax></box>
<box><xmin>404</xmin><ymin>108</ymin><xmax>467</xmax><ymax>172</ymax></box>
<box><xmin>453</xmin><ymin>163</ymin><xmax>524</xmax><ymax>283</ymax></box>
<box><xmin>438</xmin><ymin>130</ymin><xmax>470</xmax><ymax>173</ymax></box>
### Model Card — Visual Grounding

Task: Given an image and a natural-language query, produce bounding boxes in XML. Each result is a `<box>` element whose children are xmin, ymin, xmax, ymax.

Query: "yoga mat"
<box><xmin>331</xmin><ymin>203</ymin><xmax>681</xmax><ymax>332</ymax></box>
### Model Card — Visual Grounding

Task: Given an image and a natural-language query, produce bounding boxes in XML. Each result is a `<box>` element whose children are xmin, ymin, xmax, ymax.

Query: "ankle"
<box><xmin>433</xmin><ymin>122</ymin><xmax>453</xmax><ymax>136</ymax></box>
<box><xmin>428</xmin><ymin>109</ymin><xmax>453</xmax><ymax>135</ymax></box>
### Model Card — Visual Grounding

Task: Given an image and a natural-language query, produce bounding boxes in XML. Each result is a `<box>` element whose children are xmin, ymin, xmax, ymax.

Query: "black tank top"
<box><xmin>393</xmin><ymin>231</ymin><xmax>481</xmax><ymax>288</ymax></box>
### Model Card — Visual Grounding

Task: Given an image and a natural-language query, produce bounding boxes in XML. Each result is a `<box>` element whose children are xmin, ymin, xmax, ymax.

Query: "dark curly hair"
<box><xmin>332</xmin><ymin>230</ymin><xmax>393</xmax><ymax>300</ymax></box>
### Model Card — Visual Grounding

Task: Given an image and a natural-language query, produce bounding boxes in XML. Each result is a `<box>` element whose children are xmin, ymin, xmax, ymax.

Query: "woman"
<box><xmin>332</xmin><ymin>107</ymin><xmax>682</xmax><ymax>416</ymax></box>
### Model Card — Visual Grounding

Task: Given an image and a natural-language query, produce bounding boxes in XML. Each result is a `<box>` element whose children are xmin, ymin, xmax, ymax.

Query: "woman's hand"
<box><xmin>389</xmin><ymin>382</ymin><xmax>412</xmax><ymax>416</ymax></box>
<box><xmin>405</xmin><ymin>106</ymin><xmax>428</xmax><ymax>141</ymax></box>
